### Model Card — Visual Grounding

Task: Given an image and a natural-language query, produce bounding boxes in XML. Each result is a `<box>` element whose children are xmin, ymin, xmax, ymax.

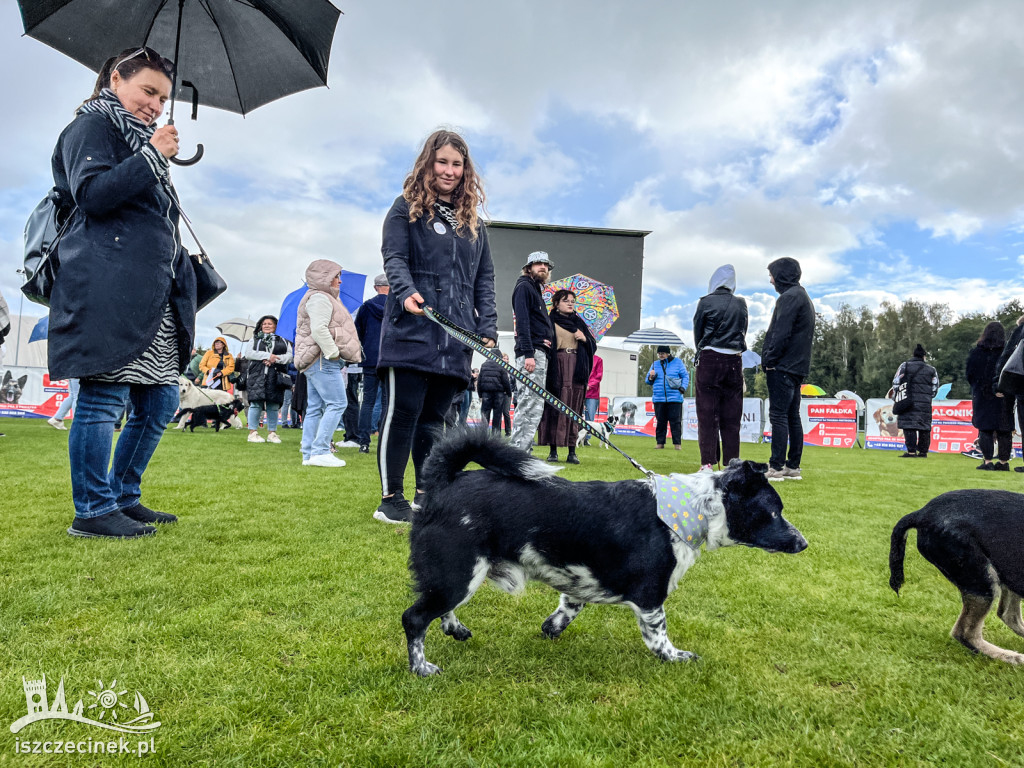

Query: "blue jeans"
<box><xmin>766</xmin><ymin>370</ymin><xmax>804</xmax><ymax>470</ymax></box>
<box><xmin>247</xmin><ymin>401</ymin><xmax>280</xmax><ymax>431</ymax></box>
<box><xmin>584</xmin><ymin>397</ymin><xmax>599</xmax><ymax>420</ymax></box>
<box><xmin>54</xmin><ymin>378</ymin><xmax>81</xmax><ymax>420</ymax></box>
<box><xmin>357</xmin><ymin>368</ymin><xmax>382</xmax><ymax>446</ymax></box>
<box><xmin>69</xmin><ymin>380</ymin><xmax>179</xmax><ymax>519</ymax></box>
<box><xmin>301</xmin><ymin>357</ymin><xmax>347</xmax><ymax>459</ymax></box>
<box><xmin>281</xmin><ymin>388</ymin><xmax>293</xmax><ymax>425</ymax></box>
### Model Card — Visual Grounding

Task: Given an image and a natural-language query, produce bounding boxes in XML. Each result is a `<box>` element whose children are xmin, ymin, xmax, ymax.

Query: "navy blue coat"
<box><xmin>48</xmin><ymin>112</ymin><xmax>195</xmax><ymax>379</ymax></box>
<box><xmin>378</xmin><ymin>196</ymin><xmax>497</xmax><ymax>386</ymax></box>
<box><xmin>355</xmin><ymin>293</ymin><xmax>387</xmax><ymax>369</ymax></box>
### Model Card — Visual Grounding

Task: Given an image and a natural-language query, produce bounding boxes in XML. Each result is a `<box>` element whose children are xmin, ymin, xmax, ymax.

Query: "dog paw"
<box><xmin>443</xmin><ymin>625</ymin><xmax>472</xmax><ymax>642</ymax></box>
<box><xmin>541</xmin><ymin>617</ymin><xmax>564</xmax><ymax>639</ymax></box>
<box><xmin>411</xmin><ymin>661</ymin><xmax>442</xmax><ymax>677</ymax></box>
<box><xmin>667</xmin><ymin>650</ymin><xmax>699</xmax><ymax>663</ymax></box>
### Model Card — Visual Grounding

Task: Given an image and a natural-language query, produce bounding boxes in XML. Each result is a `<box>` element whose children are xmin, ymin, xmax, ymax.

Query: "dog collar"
<box><xmin>654</xmin><ymin>475</ymin><xmax>708</xmax><ymax>550</ymax></box>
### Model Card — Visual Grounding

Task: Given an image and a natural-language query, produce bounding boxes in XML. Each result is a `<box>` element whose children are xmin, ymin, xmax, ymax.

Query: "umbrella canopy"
<box><xmin>542</xmin><ymin>273</ymin><xmax>619</xmax><ymax>343</ymax></box>
<box><xmin>800</xmin><ymin>383</ymin><xmax>828</xmax><ymax>397</ymax></box>
<box><xmin>276</xmin><ymin>271</ymin><xmax>366</xmax><ymax>343</ymax></box>
<box><xmin>623</xmin><ymin>327</ymin><xmax>684</xmax><ymax>346</ymax></box>
<box><xmin>216</xmin><ymin>317</ymin><xmax>255</xmax><ymax>343</ymax></box>
<box><xmin>936</xmin><ymin>383</ymin><xmax>952</xmax><ymax>400</ymax></box>
<box><xmin>741</xmin><ymin>350</ymin><xmax>761</xmax><ymax>369</ymax></box>
<box><xmin>834</xmin><ymin>389</ymin><xmax>865</xmax><ymax>411</ymax></box>
<box><xmin>18</xmin><ymin>0</ymin><xmax>342</xmax><ymax>116</ymax></box>
<box><xmin>28</xmin><ymin>315</ymin><xmax>49</xmax><ymax>343</ymax></box>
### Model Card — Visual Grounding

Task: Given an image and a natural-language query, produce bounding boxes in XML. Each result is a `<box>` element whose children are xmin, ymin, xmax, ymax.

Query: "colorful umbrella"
<box><xmin>800</xmin><ymin>383</ymin><xmax>828</xmax><ymax>397</ymax></box>
<box><xmin>542</xmin><ymin>274</ymin><xmax>619</xmax><ymax>342</ymax></box>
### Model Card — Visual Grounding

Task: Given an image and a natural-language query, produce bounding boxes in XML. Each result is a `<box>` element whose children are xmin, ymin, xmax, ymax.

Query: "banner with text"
<box><xmin>610</xmin><ymin>397</ymin><xmax>656</xmax><ymax>436</ymax></box>
<box><xmin>864</xmin><ymin>398</ymin><xmax>1021</xmax><ymax>454</ymax></box>
<box><xmin>682</xmin><ymin>398</ymin><xmax>764</xmax><ymax>443</ymax></box>
<box><xmin>763</xmin><ymin>398</ymin><xmax>858</xmax><ymax>448</ymax></box>
<box><xmin>0</xmin><ymin>366</ymin><xmax>70</xmax><ymax>419</ymax></box>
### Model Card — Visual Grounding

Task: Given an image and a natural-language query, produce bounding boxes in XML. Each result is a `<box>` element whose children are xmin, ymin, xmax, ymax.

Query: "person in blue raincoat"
<box><xmin>646</xmin><ymin>345</ymin><xmax>689</xmax><ymax>449</ymax></box>
<box><xmin>373</xmin><ymin>129</ymin><xmax>498</xmax><ymax>524</ymax></box>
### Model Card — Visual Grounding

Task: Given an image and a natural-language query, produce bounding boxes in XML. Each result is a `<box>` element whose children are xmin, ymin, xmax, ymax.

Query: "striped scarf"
<box><xmin>77</xmin><ymin>89</ymin><xmax>169</xmax><ymax>181</ymax></box>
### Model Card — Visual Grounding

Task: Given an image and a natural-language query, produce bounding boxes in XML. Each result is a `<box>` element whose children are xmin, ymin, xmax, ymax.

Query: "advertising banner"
<box><xmin>764</xmin><ymin>398</ymin><xmax>858</xmax><ymax>448</ymax></box>
<box><xmin>610</xmin><ymin>396</ymin><xmax>656</xmax><ymax>436</ymax></box>
<box><xmin>864</xmin><ymin>398</ymin><xmax>1021</xmax><ymax>454</ymax></box>
<box><xmin>0</xmin><ymin>366</ymin><xmax>70</xmax><ymax>419</ymax></box>
<box><xmin>682</xmin><ymin>398</ymin><xmax>764</xmax><ymax>443</ymax></box>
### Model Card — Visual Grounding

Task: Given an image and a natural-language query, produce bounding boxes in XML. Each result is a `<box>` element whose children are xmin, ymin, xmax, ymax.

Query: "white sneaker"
<box><xmin>307</xmin><ymin>453</ymin><xmax>346</xmax><ymax>468</ymax></box>
<box><xmin>48</xmin><ymin>417</ymin><xmax>67</xmax><ymax>430</ymax></box>
<box><xmin>335</xmin><ymin>440</ymin><xmax>361</xmax><ymax>449</ymax></box>
<box><xmin>248</xmin><ymin>432</ymin><xmax>266</xmax><ymax>443</ymax></box>
<box><xmin>302</xmin><ymin>458</ymin><xmax>312</xmax><ymax>466</ymax></box>
<box><xmin>266</xmin><ymin>432</ymin><xmax>282</xmax><ymax>444</ymax></box>
<box><xmin>765</xmin><ymin>468</ymin><xmax>787</xmax><ymax>482</ymax></box>
<box><xmin>699</xmin><ymin>464</ymin><xmax>714</xmax><ymax>473</ymax></box>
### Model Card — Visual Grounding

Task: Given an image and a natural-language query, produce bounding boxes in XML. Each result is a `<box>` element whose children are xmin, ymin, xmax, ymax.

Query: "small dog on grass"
<box><xmin>890</xmin><ymin>489</ymin><xmax>1024</xmax><ymax>665</ymax></box>
<box><xmin>177</xmin><ymin>399</ymin><xmax>244</xmax><ymax>432</ymax></box>
<box><xmin>576</xmin><ymin>415</ymin><xmax>619</xmax><ymax>449</ymax></box>
<box><xmin>402</xmin><ymin>429</ymin><xmax>808</xmax><ymax>676</ymax></box>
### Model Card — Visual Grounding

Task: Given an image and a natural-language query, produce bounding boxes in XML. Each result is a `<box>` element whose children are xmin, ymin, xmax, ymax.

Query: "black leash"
<box><xmin>423</xmin><ymin>306</ymin><xmax>652</xmax><ymax>477</ymax></box>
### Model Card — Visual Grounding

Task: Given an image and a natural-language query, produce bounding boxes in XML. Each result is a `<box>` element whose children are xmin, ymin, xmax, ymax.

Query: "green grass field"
<box><xmin>1</xmin><ymin>419</ymin><xmax>1022</xmax><ymax>767</ymax></box>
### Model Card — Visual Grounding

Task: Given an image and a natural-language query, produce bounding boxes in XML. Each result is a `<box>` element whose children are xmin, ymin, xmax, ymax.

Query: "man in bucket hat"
<box><xmin>510</xmin><ymin>251</ymin><xmax>556</xmax><ymax>451</ymax></box>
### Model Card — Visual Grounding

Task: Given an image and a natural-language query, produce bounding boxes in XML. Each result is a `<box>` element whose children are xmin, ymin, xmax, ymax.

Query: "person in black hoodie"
<box><xmin>967</xmin><ymin>321</ymin><xmax>1014</xmax><ymax>471</ymax></box>
<box><xmin>994</xmin><ymin>314</ymin><xmax>1024</xmax><ymax>471</ymax></box>
<box><xmin>355</xmin><ymin>273</ymin><xmax>389</xmax><ymax>453</ymax></box>
<box><xmin>761</xmin><ymin>257</ymin><xmax>815</xmax><ymax>481</ymax></box>
<box><xmin>477</xmin><ymin>356</ymin><xmax>512</xmax><ymax>432</ymax></box>
<box><xmin>890</xmin><ymin>344</ymin><xmax>939</xmax><ymax>457</ymax></box>
<box><xmin>693</xmin><ymin>264</ymin><xmax>748</xmax><ymax>469</ymax></box>
<box><xmin>510</xmin><ymin>251</ymin><xmax>556</xmax><ymax>451</ymax></box>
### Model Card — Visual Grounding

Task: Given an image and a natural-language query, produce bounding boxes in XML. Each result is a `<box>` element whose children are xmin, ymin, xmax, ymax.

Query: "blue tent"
<box><xmin>28</xmin><ymin>315</ymin><xmax>49</xmax><ymax>343</ymax></box>
<box><xmin>276</xmin><ymin>271</ymin><xmax>366</xmax><ymax>343</ymax></box>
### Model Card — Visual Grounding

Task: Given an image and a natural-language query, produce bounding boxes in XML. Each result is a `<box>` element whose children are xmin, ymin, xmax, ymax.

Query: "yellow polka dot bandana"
<box><xmin>654</xmin><ymin>475</ymin><xmax>708</xmax><ymax>550</ymax></box>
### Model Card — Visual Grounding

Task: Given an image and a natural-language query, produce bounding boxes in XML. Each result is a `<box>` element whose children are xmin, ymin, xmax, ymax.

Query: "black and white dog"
<box><xmin>1</xmin><ymin>371</ymin><xmax>28</xmax><ymax>404</ymax></box>
<box><xmin>177</xmin><ymin>398</ymin><xmax>245</xmax><ymax>432</ymax></box>
<box><xmin>890</xmin><ymin>490</ymin><xmax>1024</xmax><ymax>665</ymax></box>
<box><xmin>576</xmin><ymin>415</ymin><xmax>619</xmax><ymax>449</ymax></box>
<box><xmin>402</xmin><ymin>429</ymin><xmax>808</xmax><ymax>676</ymax></box>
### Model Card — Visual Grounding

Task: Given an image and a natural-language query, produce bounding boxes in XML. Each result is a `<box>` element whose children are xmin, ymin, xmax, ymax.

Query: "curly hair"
<box><xmin>402</xmin><ymin>129</ymin><xmax>486</xmax><ymax>240</ymax></box>
<box><xmin>977</xmin><ymin>320</ymin><xmax>1006</xmax><ymax>349</ymax></box>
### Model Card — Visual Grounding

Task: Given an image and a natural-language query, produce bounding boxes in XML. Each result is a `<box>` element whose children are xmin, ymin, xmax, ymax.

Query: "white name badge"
<box><xmin>433</xmin><ymin>222</ymin><xmax>446</xmax><ymax>235</ymax></box>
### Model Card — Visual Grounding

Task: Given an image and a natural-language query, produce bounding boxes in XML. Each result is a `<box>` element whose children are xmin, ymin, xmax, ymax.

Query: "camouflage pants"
<box><xmin>510</xmin><ymin>352</ymin><xmax>549</xmax><ymax>451</ymax></box>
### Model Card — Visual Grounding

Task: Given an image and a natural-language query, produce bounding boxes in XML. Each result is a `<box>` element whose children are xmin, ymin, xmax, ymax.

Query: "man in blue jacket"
<box><xmin>761</xmin><ymin>257</ymin><xmax>816</xmax><ymax>481</ymax></box>
<box><xmin>354</xmin><ymin>273</ymin><xmax>389</xmax><ymax>453</ymax></box>
<box><xmin>510</xmin><ymin>251</ymin><xmax>556</xmax><ymax>451</ymax></box>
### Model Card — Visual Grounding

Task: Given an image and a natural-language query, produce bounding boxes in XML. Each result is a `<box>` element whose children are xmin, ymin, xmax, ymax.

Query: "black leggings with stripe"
<box><xmin>377</xmin><ymin>368</ymin><xmax>462</xmax><ymax>497</ymax></box>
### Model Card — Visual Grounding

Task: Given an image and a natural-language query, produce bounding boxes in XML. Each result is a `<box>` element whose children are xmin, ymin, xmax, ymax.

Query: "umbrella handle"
<box><xmin>169</xmin><ymin>80</ymin><xmax>203</xmax><ymax>166</ymax></box>
<box><xmin>171</xmin><ymin>144</ymin><xmax>204</xmax><ymax>166</ymax></box>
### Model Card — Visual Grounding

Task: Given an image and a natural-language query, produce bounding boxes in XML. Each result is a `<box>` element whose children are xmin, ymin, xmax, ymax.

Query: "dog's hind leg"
<box><xmin>952</xmin><ymin>591</ymin><xmax>1024</xmax><ymax>665</ymax></box>
<box><xmin>997</xmin><ymin>587</ymin><xmax>1024</xmax><ymax>640</ymax></box>
<box><xmin>630</xmin><ymin>605</ymin><xmax>697</xmax><ymax>662</ymax></box>
<box><xmin>541</xmin><ymin>594</ymin><xmax>586</xmax><ymax>639</ymax></box>
<box><xmin>440</xmin><ymin>612</ymin><xmax>472</xmax><ymax>641</ymax></box>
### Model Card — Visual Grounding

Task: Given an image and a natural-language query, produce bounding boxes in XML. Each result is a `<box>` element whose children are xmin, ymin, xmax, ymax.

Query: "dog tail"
<box><xmin>421</xmin><ymin>427</ymin><xmax>560</xmax><ymax>489</ymax></box>
<box><xmin>889</xmin><ymin>510</ymin><xmax>925</xmax><ymax>595</ymax></box>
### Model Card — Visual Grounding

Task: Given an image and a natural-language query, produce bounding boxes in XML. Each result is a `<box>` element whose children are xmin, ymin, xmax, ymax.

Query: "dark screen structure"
<box><xmin>485</xmin><ymin>222</ymin><xmax>647</xmax><ymax>337</ymax></box>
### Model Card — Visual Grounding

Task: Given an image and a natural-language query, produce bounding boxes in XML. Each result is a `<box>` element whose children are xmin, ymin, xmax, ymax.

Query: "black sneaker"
<box><xmin>977</xmin><ymin>462</ymin><xmax>995</xmax><ymax>470</ymax></box>
<box><xmin>410</xmin><ymin>491</ymin><xmax>426</xmax><ymax>511</ymax></box>
<box><xmin>994</xmin><ymin>462</ymin><xmax>1010</xmax><ymax>472</ymax></box>
<box><xmin>565</xmin><ymin>453</ymin><xmax>580</xmax><ymax>465</ymax></box>
<box><xmin>546</xmin><ymin>452</ymin><xmax>559</xmax><ymax>462</ymax></box>
<box><xmin>899</xmin><ymin>452</ymin><xmax>917</xmax><ymax>458</ymax></box>
<box><xmin>121</xmin><ymin>503</ymin><xmax>178</xmax><ymax>524</ymax></box>
<box><xmin>68</xmin><ymin>510</ymin><xmax>156</xmax><ymax>539</ymax></box>
<box><xmin>359</xmin><ymin>444</ymin><xmax>370</xmax><ymax>454</ymax></box>
<box><xmin>1014</xmin><ymin>466</ymin><xmax>1024</xmax><ymax>473</ymax></box>
<box><xmin>374</xmin><ymin>494</ymin><xmax>412</xmax><ymax>524</ymax></box>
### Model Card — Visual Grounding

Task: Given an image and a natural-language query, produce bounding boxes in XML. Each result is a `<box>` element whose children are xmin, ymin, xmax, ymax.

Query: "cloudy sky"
<box><xmin>2</xmin><ymin>0</ymin><xmax>1023</xmax><ymax>350</ymax></box>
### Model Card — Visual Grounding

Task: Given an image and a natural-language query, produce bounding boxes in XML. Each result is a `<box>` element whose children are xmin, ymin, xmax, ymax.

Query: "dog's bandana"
<box><xmin>654</xmin><ymin>475</ymin><xmax>709</xmax><ymax>550</ymax></box>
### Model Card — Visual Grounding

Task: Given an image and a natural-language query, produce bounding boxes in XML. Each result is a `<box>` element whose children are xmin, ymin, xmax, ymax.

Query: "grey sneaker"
<box><xmin>765</xmin><ymin>468</ymin><xmax>787</xmax><ymax>482</ymax></box>
<box><xmin>783</xmin><ymin>466</ymin><xmax>802</xmax><ymax>480</ymax></box>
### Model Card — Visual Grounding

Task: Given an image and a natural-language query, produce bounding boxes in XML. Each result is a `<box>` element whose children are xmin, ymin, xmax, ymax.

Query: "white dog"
<box><xmin>176</xmin><ymin>376</ymin><xmax>236</xmax><ymax>430</ymax></box>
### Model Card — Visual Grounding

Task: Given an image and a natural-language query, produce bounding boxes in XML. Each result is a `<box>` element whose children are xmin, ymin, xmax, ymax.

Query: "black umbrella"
<box><xmin>18</xmin><ymin>0</ymin><xmax>342</xmax><ymax>165</ymax></box>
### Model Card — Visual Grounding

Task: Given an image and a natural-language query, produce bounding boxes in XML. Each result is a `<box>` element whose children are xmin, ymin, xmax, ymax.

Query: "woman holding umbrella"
<box><xmin>538</xmin><ymin>290</ymin><xmax>597</xmax><ymax>464</ymax></box>
<box><xmin>49</xmin><ymin>47</ymin><xmax>196</xmax><ymax>539</ymax></box>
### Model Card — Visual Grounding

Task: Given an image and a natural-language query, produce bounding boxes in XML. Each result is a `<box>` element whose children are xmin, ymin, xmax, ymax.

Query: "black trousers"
<box><xmin>653</xmin><ymin>401</ymin><xmax>682</xmax><ymax>445</ymax></box>
<box><xmin>903</xmin><ymin>428</ymin><xmax>931</xmax><ymax>455</ymax></box>
<box><xmin>343</xmin><ymin>372</ymin><xmax>361</xmax><ymax>441</ymax></box>
<box><xmin>479</xmin><ymin>392</ymin><xmax>503</xmax><ymax>431</ymax></box>
<box><xmin>977</xmin><ymin>430</ymin><xmax>1012</xmax><ymax>462</ymax></box>
<box><xmin>378</xmin><ymin>368</ymin><xmax>462</xmax><ymax>497</ymax></box>
<box><xmin>766</xmin><ymin>370</ymin><xmax>804</xmax><ymax>470</ymax></box>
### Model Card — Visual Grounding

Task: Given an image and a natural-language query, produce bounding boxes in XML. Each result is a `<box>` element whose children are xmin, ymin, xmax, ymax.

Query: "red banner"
<box><xmin>764</xmin><ymin>398</ymin><xmax>858</xmax><ymax>448</ymax></box>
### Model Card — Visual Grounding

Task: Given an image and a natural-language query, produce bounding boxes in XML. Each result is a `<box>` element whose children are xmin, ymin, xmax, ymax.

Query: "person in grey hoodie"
<box><xmin>692</xmin><ymin>264</ymin><xmax>748</xmax><ymax>469</ymax></box>
<box><xmin>761</xmin><ymin>257</ymin><xmax>815</xmax><ymax>481</ymax></box>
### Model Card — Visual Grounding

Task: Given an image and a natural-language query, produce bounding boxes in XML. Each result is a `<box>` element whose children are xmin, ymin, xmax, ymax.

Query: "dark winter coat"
<box><xmin>893</xmin><ymin>358</ymin><xmax>939</xmax><ymax>431</ymax></box>
<box><xmin>693</xmin><ymin>288</ymin><xmax>748</xmax><ymax>354</ymax></box>
<box><xmin>48</xmin><ymin>112</ymin><xmax>196</xmax><ymax>380</ymax></box>
<box><xmin>245</xmin><ymin>319</ymin><xmax>293</xmax><ymax>406</ymax></box>
<box><xmin>967</xmin><ymin>346</ymin><xmax>1014</xmax><ymax>431</ymax></box>
<box><xmin>545</xmin><ymin>312</ymin><xmax>597</xmax><ymax>394</ymax></box>
<box><xmin>512</xmin><ymin>275</ymin><xmax>555</xmax><ymax>359</ymax></box>
<box><xmin>761</xmin><ymin>258</ymin><xmax>815</xmax><ymax>378</ymax></box>
<box><xmin>477</xmin><ymin>359</ymin><xmax>512</xmax><ymax>395</ymax></box>
<box><xmin>994</xmin><ymin>322</ymin><xmax>1024</xmax><ymax>395</ymax></box>
<box><xmin>378</xmin><ymin>196</ymin><xmax>498</xmax><ymax>386</ymax></box>
<box><xmin>354</xmin><ymin>293</ymin><xmax>387</xmax><ymax>369</ymax></box>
